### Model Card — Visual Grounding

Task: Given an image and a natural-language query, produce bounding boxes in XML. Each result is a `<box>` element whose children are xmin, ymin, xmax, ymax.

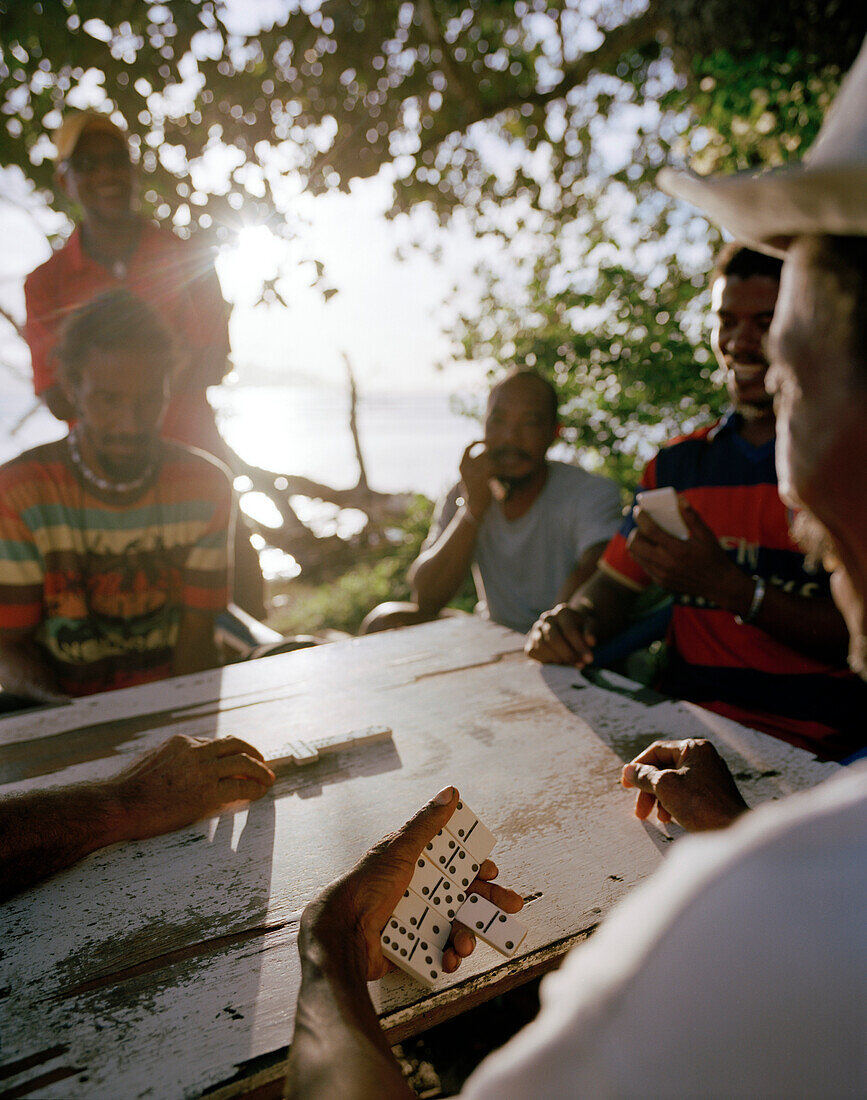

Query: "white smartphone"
<box><xmin>635</xmin><ymin>486</ymin><xmax>689</xmax><ymax>540</ymax></box>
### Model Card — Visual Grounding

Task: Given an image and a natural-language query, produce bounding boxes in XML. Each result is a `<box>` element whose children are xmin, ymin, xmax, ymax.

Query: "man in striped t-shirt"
<box><xmin>527</xmin><ymin>244</ymin><xmax>866</xmax><ymax>760</ymax></box>
<box><xmin>0</xmin><ymin>290</ymin><xmax>233</xmax><ymax>703</ymax></box>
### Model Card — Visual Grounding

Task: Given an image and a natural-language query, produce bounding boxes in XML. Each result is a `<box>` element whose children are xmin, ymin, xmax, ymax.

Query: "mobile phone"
<box><xmin>635</xmin><ymin>486</ymin><xmax>689</xmax><ymax>540</ymax></box>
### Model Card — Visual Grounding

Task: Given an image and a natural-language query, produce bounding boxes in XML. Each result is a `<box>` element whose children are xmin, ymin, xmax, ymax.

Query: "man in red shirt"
<box><xmin>24</xmin><ymin>110</ymin><xmax>264</xmax><ymax>614</ymax></box>
<box><xmin>25</xmin><ymin>111</ymin><xmax>230</xmax><ymax>454</ymax></box>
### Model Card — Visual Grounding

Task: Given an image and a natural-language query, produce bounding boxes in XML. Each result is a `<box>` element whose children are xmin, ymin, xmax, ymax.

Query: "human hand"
<box><xmin>459</xmin><ymin>441</ymin><xmax>495</xmax><ymax>521</ymax></box>
<box><xmin>302</xmin><ymin>787</ymin><xmax>524</xmax><ymax>981</ymax></box>
<box><xmin>109</xmin><ymin>734</ymin><xmax>276</xmax><ymax>841</ymax></box>
<box><xmin>525</xmin><ymin>603</ymin><xmax>597</xmax><ymax>666</ymax></box>
<box><xmin>627</xmin><ymin>499</ymin><xmax>751</xmax><ymax>609</ymax></box>
<box><xmin>621</xmin><ymin>738</ymin><xmax>749</xmax><ymax>832</ymax></box>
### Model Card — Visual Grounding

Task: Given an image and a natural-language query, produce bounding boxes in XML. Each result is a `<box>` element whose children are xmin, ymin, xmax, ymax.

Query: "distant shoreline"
<box><xmin>2</xmin><ymin>383</ymin><xmax>482</xmax><ymax>499</ymax></box>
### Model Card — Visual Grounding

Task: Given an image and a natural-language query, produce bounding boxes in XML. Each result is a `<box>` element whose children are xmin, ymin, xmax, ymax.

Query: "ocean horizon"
<box><xmin>1</xmin><ymin>379</ymin><xmax>484</xmax><ymax>501</ymax></box>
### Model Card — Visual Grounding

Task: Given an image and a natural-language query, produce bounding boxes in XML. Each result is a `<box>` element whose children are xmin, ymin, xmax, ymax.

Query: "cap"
<box><xmin>54</xmin><ymin>110</ymin><xmax>129</xmax><ymax>164</ymax></box>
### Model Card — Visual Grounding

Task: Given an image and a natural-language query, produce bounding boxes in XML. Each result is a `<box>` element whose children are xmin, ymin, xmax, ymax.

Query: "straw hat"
<box><xmin>54</xmin><ymin>110</ymin><xmax>129</xmax><ymax>164</ymax></box>
<box><xmin>659</xmin><ymin>35</ymin><xmax>867</xmax><ymax>256</ymax></box>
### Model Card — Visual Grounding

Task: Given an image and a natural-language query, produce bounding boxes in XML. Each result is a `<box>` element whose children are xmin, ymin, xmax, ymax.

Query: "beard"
<box><xmin>496</xmin><ymin>471</ymin><xmax>537</xmax><ymax>496</ymax></box>
<box><xmin>736</xmin><ymin>397</ymin><xmax>775</xmax><ymax>420</ymax></box>
<box><xmin>848</xmin><ymin>632</ymin><xmax>867</xmax><ymax>680</ymax></box>
<box><xmin>94</xmin><ymin>440</ymin><xmax>156</xmax><ymax>481</ymax></box>
<box><xmin>489</xmin><ymin>447</ymin><xmax>539</xmax><ymax>497</ymax></box>
<box><xmin>791</xmin><ymin>510</ymin><xmax>867</xmax><ymax>682</ymax></box>
<box><xmin>790</xmin><ymin>509</ymin><xmax>840</xmax><ymax>570</ymax></box>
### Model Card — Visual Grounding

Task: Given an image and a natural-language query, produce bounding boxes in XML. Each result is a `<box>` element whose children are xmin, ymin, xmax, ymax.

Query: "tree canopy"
<box><xmin>2</xmin><ymin>1</ymin><xmax>863</xmax><ymax>480</ymax></box>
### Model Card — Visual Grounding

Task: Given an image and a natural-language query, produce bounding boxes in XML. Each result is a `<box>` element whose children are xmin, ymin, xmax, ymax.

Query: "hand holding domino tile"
<box><xmin>299</xmin><ymin>787</ymin><xmax>524</xmax><ymax>988</ymax></box>
<box><xmin>381</xmin><ymin>798</ymin><xmax>528</xmax><ymax>985</ymax></box>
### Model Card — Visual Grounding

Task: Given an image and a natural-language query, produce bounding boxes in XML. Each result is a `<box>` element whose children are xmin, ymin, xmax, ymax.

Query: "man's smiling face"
<box><xmin>711</xmin><ymin>273</ymin><xmax>779</xmax><ymax>419</ymax></box>
<box><xmin>483</xmin><ymin>375</ymin><xmax>557</xmax><ymax>488</ymax></box>
<box><xmin>60</xmin><ymin>130</ymin><xmax>133</xmax><ymax>225</ymax></box>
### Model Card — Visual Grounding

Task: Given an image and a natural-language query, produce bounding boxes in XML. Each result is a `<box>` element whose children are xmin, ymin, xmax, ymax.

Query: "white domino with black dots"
<box><xmin>380</xmin><ymin>799</ymin><xmax>529</xmax><ymax>986</ymax></box>
<box><xmin>453</xmin><ymin>892</ymin><xmax>528</xmax><ymax>957</ymax></box>
<box><xmin>380</xmin><ymin>915</ymin><xmax>444</xmax><ymax>986</ymax></box>
<box><xmin>269</xmin><ymin>725</ymin><xmax>393</xmax><ymax>767</ymax></box>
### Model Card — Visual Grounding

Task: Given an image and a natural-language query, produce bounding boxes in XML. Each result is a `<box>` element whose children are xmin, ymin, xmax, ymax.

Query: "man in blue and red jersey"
<box><xmin>526</xmin><ymin>243</ymin><xmax>865</xmax><ymax>760</ymax></box>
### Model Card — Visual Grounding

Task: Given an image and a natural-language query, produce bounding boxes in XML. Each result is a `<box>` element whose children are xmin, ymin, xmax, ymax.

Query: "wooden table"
<box><xmin>0</xmin><ymin>617</ymin><xmax>838</xmax><ymax>1099</ymax></box>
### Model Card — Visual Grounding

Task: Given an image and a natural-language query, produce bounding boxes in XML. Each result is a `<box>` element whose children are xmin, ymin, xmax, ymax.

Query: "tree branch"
<box><xmin>342</xmin><ymin>352</ymin><xmax>369</xmax><ymax>493</ymax></box>
<box><xmin>416</xmin><ymin>0</ymin><xmax>484</xmax><ymax>112</ymax></box>
<box><xmin>0</xmin><ymin>302</ymin><xmax>24</xmax><ymax>341</ymax></box>
<box><xmin>416</xmin><ymin>6</ymin><xmax>666</xmax><ymax>156</ymax></box>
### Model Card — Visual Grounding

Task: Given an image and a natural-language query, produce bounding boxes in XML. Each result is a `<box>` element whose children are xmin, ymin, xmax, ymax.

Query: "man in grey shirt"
<box><xmin>362</xmin><ymin>368</ymin><xmax>623</xmax><ymax>635</ymax></box>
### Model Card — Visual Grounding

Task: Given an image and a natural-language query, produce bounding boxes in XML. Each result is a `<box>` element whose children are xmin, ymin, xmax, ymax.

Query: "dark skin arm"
<box><xmin>408</xmin><ymin>442</ymin><xmax>493</xmax><ymax>615</ymax></box>
<box><xmin>0</xmin><ymin>626</ymin><xmax>69</xmax><ymax>703</ymax></box>
<box><xmin>172</xmin><ymin>609</ymin><xmax>221</xmax><ymax>677</ymax></box>
<box><xmin>525</xmin><ymin>569</ymin><xmax>638</xmax><ymax>666</ymax></box>
<box><xmin>621</xmin><ymin>738</ymin><xmax>749</xmax><ymax>832</ymax></box>
<box><xmin>628</xmin><ymin>499</ymin><xmax>849</xmax><ymax>656</ymax></box>
<box><xmin>285</xmin><ymin>787</ymin><xmax>524</xmax><ymax>1099</ymax></box>
<box><xmin>0</xmin><ymin>734</ymin><xmax>275</xmax><ymax>901</ymax></box>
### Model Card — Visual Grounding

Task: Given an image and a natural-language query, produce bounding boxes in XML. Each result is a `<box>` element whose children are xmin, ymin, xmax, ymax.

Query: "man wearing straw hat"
<box><xmin>284</xmin><ymin>40</ymin><xmax>867</xmax><ymax>1099</ymax></box>
<box><xmin>24</xmin><ymin>110</ymin><xmax>230</xmax><ymax>456</ymax></box>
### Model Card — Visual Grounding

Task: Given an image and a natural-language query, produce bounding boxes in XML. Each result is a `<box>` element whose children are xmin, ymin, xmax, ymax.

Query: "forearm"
<box><xmin>286</xmin><ymin>902</ymin><xmax>413</xmax><ymax>1100</ymax></box>
<box><xmin>0</xmin><ymin>782</ymin><xmax>126</xmax><ymax>901</ymax></box>
<box><xmin>709</xmin><ymin>571</ymin><xmax>849</xmax><ymax>656</ymax></box>
<box><xmin>0</xmin><ymin>637</ymin><xmax>68</xmax><ymax>703</ymax></box>
<box><xmin>408</xmin><ymin>509</ymin><xmax>479</xmax><ymax>613</ymax></box>
<box><xmin>567</xmin><ymin>571</ymin><xmax>637</xmax><ymax>643</ymax></box>
<box><xmin>172</xmin><ymin>611</ymin><xmax>220</xmax><ymax>677</ymax></box>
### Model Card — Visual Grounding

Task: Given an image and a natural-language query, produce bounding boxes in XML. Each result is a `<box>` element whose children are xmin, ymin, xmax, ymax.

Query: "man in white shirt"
<box><xmin>285</xmin><ymin>39</ymin><xmax>867</xmax><ymax>1100</ymax></box>
<box><xmin>361</xmin><ymin>368</ymin><xmax>622</xmax><ymax>635</ymax></box>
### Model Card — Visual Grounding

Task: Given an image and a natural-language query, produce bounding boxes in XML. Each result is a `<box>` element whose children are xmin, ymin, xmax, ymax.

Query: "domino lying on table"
<box><xmin>381</xmin><ymin>800</ymin><xmax>528</xmax><ymax>986</ymax></box>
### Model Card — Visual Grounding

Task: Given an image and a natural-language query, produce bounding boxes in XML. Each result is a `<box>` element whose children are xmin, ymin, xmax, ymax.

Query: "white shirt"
<box><xmin>461</xmin><ymin>762</ymin><xmax>867</xmax><ymax>1099</ymax></box>
<box><xmin>429</xmin><ymin>461</ymin><xmax>623</xmax><ymax>633</ymax></box>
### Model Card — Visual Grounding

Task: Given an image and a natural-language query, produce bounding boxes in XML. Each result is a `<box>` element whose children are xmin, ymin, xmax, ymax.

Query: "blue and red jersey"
<box><xmin>599</xmin><ymin>413</ymin><xmax>866</xmax><ymax>760</ymax></box>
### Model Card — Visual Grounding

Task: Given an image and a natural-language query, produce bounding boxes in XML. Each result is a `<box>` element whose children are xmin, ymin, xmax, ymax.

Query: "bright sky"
<box><xmin>215</xmin><ymin>174</ymin><xmax>489</xmax><ymax>394</ymax></box>
<box><xmin>0</xmin><ymin>164</ymin><xmax>491</xmax><ymax>404</ymax></box>
<box><xmin>0</xmin><ymin>0</ymin><xmax>498</xmax><ymax>406</ymax></box>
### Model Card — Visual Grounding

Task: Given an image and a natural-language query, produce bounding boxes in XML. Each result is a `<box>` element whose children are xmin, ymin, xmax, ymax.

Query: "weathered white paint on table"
<box><xmin>0</xmin><ymin>618</ymin><xmax>838</xmax><ymax>1099</ymax></box>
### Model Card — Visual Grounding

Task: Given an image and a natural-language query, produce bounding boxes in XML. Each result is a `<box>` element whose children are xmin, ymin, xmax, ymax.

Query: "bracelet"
<box><xmin>735</xmin><ymin>575</ymin><xmax>766</xmax><ymax>625</ymax></box>
<box><xmin>457</xmin><ymin>500</ymin><xmax>479</xmax><ymax>528</ymax></box>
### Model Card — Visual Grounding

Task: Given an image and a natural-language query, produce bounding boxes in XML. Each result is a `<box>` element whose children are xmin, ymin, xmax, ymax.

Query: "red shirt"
<box><xmin>24</xmin><ymin>222</ymin><xmax>230</xmax><ymax>453</ymax></box>
<box><xmin>600</xmin><ymin>414</ymin><xmax>866</xmax><ymax>760</ymax></box>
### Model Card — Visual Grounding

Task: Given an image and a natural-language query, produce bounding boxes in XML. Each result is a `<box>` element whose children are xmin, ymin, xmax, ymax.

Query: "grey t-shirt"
<box><xmin>427</xmin><ymin>460</ymin><xmax>623</xmax><ymax>633</ymax></box>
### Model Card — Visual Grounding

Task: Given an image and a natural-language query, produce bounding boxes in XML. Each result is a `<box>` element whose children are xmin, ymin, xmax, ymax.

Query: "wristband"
<box><xmin>735</xmin><ymin>575</ymin><xmax>766</xmax><ymax>625</ymax></box>
<box><xmin>456</xmin><ymin>500</ymin><xmax>479</xmax><ymax>528</ymax></box>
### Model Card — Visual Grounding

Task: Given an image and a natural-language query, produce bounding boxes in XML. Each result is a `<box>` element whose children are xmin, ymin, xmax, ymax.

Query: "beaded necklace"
<box><xmin>67</xmin><ymin>425</ymin><xmax>157</xmax><ymax>496</ymax></box>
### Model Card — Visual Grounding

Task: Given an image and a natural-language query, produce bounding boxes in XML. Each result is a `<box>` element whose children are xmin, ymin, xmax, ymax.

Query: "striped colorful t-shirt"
<box><xmin>599</xmin><ymin>413</ymin><xmax>866</xmax><ymax>760</ymax></box>
<box><xmin>0</xmin><ymin>439</ymin><xmax>232</xmax><ymax>697</ymax></box>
